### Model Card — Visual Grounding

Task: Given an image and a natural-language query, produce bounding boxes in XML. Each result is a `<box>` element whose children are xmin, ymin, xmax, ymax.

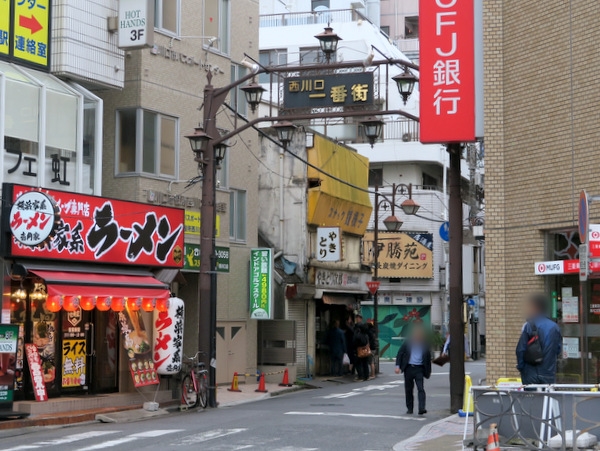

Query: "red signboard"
<box><xmin>4</xmin><ymin>184</ymin><xmax>184</xmax><ymax>268</ymax></box>
<box><xmin>366</xmin><ymin>281</ymin><xmax>381</xmax><ymax>295</ymax></box>
<box><xmin>25</xmin><ymin>344</ymin><xmax>48</xmax><ymax>402</ymax></box>
<box><xmin>419</xmin><ymin>0</ymin><xmax>476</xmax><ymax>143</ymax></box>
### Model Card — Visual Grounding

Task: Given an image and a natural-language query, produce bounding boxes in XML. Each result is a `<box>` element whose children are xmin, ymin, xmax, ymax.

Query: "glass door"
<box><xmin>91</xmin><ymin>310</ymin><xmax>118</xmax><ymax>393</ymax></box>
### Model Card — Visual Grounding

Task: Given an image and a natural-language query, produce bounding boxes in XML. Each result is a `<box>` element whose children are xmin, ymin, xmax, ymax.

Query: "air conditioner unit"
<box><xmin>402</xmin><ymin>133</ymin><xmax>412</xmax><ymax>142</ymax></box>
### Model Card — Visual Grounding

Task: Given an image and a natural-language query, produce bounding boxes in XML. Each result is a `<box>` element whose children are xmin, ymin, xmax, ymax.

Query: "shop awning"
<box><xmin>322</xmin><ymin>294</ymin><xmax>358</xmax><ymax>306</ymax></box>
<box><xmin>29</xmin><ymin>270</ymin><xmax>170</xmax><ymax>299</ymax></box>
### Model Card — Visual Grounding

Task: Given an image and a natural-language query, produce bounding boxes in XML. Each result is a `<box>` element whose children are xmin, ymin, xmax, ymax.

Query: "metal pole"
<box><xmin>448</xmin><ymin>143</ymin><xmax>465</xmax><ymax>413</ymax></box>
<box><xmin>373</xmin><ymin>186</ymin><xmax>379</xmax><ymax>334</ymax></box>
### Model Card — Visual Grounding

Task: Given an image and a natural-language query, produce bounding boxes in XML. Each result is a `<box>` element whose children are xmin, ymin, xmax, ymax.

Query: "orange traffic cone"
<box><xmin>486</xmin><ymin>423</ymin><xmax>500</xmax><ymax>451</ymax></box>
<box><xmin>279</xmin><ymin>368</ymin><xmax>293</xmax><ymax>387</ymax></box>
<box><xmin>227</xmin><ymin>372</ymin><xmax>242</xmax><ymax>392</ymax></box>
<box><xmin>255</xmin><ymin>372</ymin><xmax>268</xmax><ymax>393</ymax></box>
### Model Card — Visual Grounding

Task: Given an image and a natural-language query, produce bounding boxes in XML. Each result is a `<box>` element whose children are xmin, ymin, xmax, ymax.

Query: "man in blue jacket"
<box><xmin>395</xmin><ymin>325</ymin><xmax>432</xmax><ymax>415</ymax></box>
<box><xmin>516</xmin><ymin>294</ymin><xmax>562</xmax><ymax>385</ymax></box>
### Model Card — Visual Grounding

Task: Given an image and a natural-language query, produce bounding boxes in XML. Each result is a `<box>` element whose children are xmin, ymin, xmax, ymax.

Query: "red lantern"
<box><xmin>80</xmin><ymin>296</ymin><xmax>96</xmax><ymax>311</ymax></box>
<box><xmin>63</xmin><ymin>296</ymin><xmax>80</xmax><ymax>312</ymax></box>
<box><xmin>46</xmin><ymin>295</ymin><xmax>63</xmax><ymax>313</ymax></box>
<box><xmin>126</xmin><ymin>297</ymin><xmax>141</xmax><ymax>312</ymax></box>
<box><xmin>97</xmin><ymin>296</ymin><xmax>112</xmax><ymax>311</ymax></box>
<box><xmin>142</xmin><ymin>297</ymin><xmax>156</xmax><ymax>312</ymax></box>
<box><xmin>111</xmin><ymin>297</ymin><xmax>125</xmax><ymax>312</ymax></box>
<box><xmin>156</xmin><ymin>297</ymin><xmax>170</xmax><ymax>312</ymax></box>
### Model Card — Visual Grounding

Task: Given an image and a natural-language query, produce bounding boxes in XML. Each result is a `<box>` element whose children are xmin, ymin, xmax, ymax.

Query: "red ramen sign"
<box><xmin>3</xmin><ymin>184</ymin><xmax>184</xmax><ymax>268</ymax></box>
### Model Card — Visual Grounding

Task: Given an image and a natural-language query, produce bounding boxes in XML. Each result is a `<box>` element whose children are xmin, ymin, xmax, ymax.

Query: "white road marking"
<box><xmin>284</xmin><ymin>411</ymin><xmax>426</xmax><ymax>421</ymax></box>
<box><xmin>78</xmin><ymin>430</ymin><xmax>182</xmax><ymax>451</ymax></box>
<box><xmin>176</xmin><ymin>428</ymin><xmax>248</xmax><ymax>446</ymax></box>
<box><xmin>3</xmin><ymin>431</ymin><xmax>120</xmax><ymax>451</ymax></box>
<box><xmin>275</xmin><ymin>448</ymin><xmax>318</xmax><ymax>451</ymax></box>
<box><xmin>320</xmin><ymin>392</ymin><xmax>362</xmax><ymax>399</ymax></box>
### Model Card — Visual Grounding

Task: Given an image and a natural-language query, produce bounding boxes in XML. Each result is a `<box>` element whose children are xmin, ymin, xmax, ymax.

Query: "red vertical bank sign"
<box><xmin>419</xmin><ymin>0</ymin><xmax>475</xmax><ymax>143</ymax></box>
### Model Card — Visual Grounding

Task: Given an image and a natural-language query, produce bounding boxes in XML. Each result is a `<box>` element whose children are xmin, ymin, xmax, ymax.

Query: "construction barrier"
<box><xmin>486</xmin><ymin>423</ymin><xmax>500</xmax><ymax>451</ymax></box>
<box><xmin>227</xmin><ymin>372</ymin><xmax>242</xmax><ymax>392</ymax></box>
<box><xmin>255</xmin><ymin>373</ymin><xmax>268</xmax><ymax>393</ymax></box>
<box><xmin>279</xmin><ymin>368</ymin><xmax>293</xmax><ymax>387</ymax></box>
<box><xmin>466</xmin><ymin>384</ymin><xmax>600</xmax><ymax>451</ymax></box>
<box><xmin>458</xmin><ymin>375</ymin><xmax>474</xmax><ymax>417</ymax></box>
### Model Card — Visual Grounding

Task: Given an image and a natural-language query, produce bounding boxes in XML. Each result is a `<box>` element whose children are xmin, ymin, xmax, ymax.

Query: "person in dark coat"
<box><xmin>353</xmin><ymin>323</ymin><xmax>370</xmax><ymax>382</ymax></box>
<box><xmin>395</xmin><ymin>325</ymin><xmax>432</xmax><ymax>415</ymax></box>
<box><xmin>345</xmin><ymin>317</ymin><xmax>356</xmax><ymax>375</ymax></box>
<box><xmin>328</xmin><ymin>320</ymin><xmax>347</xmax><ymax>376</ymax></box>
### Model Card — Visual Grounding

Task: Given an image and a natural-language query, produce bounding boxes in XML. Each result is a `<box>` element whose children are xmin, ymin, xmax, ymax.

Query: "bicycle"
<box><xmin>180</xmin><ymin>351</ymin><xmax>208</xmax><ymax>409</ymax></box>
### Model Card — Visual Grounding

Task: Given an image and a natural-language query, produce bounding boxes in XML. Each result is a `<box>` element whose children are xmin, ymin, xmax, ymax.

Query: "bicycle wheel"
<box><xmin>181</xmin><ymin>374</ymin><xmax>199</xmax><ymax>408</ymax></box>
<box><xmin>197</xmin><ymin>373</ymin><xmax>208</xmax><ymax>408</ymax></box>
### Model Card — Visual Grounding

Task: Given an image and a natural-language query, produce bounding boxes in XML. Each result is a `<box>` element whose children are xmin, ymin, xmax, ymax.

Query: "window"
<box><xmin>300</xmin><ymin>46</ymin><xmax>335</xmax><ymax>65</ymax></box>
<box><xmin>154</xmin><ymin>0</ymin><xmax>180</xmax><ymax>35</ymax></box>
<box><xmin>230</xmin><ymin>64</ymin><xmax>248</xmax><ymax>116</ymax></box>
<box><xmin>229</xmin><ymin>189</ymin><xmax>247</xmax><ymax>242</ymax></box>
<box><xmin>217</xmin><ymin>151</ymin><xmax>229</xmax><ymax>188</ymax></box>
<box><xmin>204</xmin><ymin>0</ymin><xmax>230</xmax><ymax>54</ymax></box>
<box><xmin>368</xmin><ymin>168</ymin><xmax>383</xmax><ymax>187</ymax></box>
<box><xmin>405</xmin><ymin>16</ymin><xmax>419</xmax><ymax>39</ymax></box>
<box><xmin>422</xmin><ymin>173</ymin><xmax>438</xmax><ymax>189</ymax></box>
<box><xmin>259</xmin><ymin>49</ymin><xmax>287</xmax><ymax>83</ymax></box>
<box><xmin>312</xmin><ymin>0</ymin><xmax>330</xmax><ymax>10</ymax></box>
<box><xmin>116</xmin><ymin>109</ymin><xmax>178</xmax><ymax>178</ymax></box>
<box><xmin>380</xmin><ymin>25</ymin><xmax>390</xmax><ymax>37</ymax></box>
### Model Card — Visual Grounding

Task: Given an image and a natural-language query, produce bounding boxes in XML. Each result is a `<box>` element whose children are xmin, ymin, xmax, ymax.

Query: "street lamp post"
<box><xmin>184</xmin><ymin>26</ymin><xmax>421</xmax><ymax>408</ymax></box>
<box><xmin>372</xmin><ymin>183</ymin><xmax>421</xmax><ymax>342</ymax></box>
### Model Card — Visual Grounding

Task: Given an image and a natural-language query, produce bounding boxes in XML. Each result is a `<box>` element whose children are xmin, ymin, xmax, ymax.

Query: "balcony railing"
<box><xmin>396</xmin><ymin>38</ymin><xmax>420</xmax><ymax>54</ymax></box>
<box><xmin>260</xmin><ymin>9</ymin><xmax>368</xmax><ymax>28</ymax></box>
<box><xmin>354</xmin><ymin>119</ymin><xmax>420</xmax><ymax>145</ymax></box>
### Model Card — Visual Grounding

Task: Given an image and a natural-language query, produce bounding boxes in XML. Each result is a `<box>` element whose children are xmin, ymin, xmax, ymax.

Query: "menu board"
<box><xmin>128</xmin><ymin>357</ymin><xmax>158</xmax><ymax>388</ymax></box>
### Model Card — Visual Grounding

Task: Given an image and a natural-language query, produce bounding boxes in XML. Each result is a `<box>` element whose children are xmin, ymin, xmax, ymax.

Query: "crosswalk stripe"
<box><xmin>176</xmin><ymin>428</ymin><xmax>248</xmax><ymax>446</ymax></box>
<box><xmin>78</xmin><ymin>430</ymin><xmax>182</xmax><ymax>451</ymax></box>
<box><xmin>284</xmin><ymin>411</ymin><xmax>426</xmax><ymax>421</ymax></box>
<box><xmin>3</xmin><ymin>431</ymin><xmax>120</xmax><ymax>451</ymax></box>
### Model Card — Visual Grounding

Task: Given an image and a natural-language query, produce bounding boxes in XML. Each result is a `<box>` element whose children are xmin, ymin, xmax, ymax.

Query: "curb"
<box><xmin>392</xmin><ymin>414</ymin><xmax>457</xmax><ymax>451</ymax></box>
<box><xmin>219</xmin><ymin>385</ymin><xmax>304</xmax><ymax>407</ymax></box>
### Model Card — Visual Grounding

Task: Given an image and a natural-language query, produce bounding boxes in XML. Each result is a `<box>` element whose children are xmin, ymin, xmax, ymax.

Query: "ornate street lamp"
<box><xmin>241</xmin><ymin>80</ymin><xmax>266</xmax><ymax>113</ymax></box>
<box><xmin>392</xmin><ymin>67</ymin><xmax>418</xmax><ymax>105</ymax></box>
<box><xmin>401</xmin><ymin>198</ymin><xmax>421</xmax><ymax>215</ymax></box>
<box><xmin>314</xmin><ymin>25</ymin><xmax>341</xmax><ymax>63</ymax></box>
<box><xmin>360</xmin><ymin>117</ymin><xmax>384</xmax><ymax>148</ymax></box>
<box><xmin>383</xmin><ymin>215</ymin><xmax>403</xmax><ymax>232</ymax></box>
<box><xmin>272</xmin><ymin>121</ymin><xmax>296</xmax><ymax>147</ymax></box>
<box><xmin>185</xmin><ymin>127</ymin><xmax>212</xmax><ymax>170</ymax></box>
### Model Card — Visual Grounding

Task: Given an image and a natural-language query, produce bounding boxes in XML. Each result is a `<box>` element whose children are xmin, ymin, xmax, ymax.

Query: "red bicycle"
<box><xmin>181</xmin><ymin>351</ymin><xmax>208</xmax><ymax>409</ymax></box>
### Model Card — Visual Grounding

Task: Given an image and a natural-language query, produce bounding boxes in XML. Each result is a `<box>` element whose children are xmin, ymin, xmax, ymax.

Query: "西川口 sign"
<box><xmin>419</xmin><ymin>0</ymin><xmax>476</xmax><ymax>143</ymax></box>
<box><xmin>249</xmin><ymin>248</ymin><xmax>272</xmax><ymax>319</ymax></box>
<box><xmin>284</xmin><ymin>73</ymin><xmax>374</xmax><ymax>110</ymax></box>
<box><xmin>183</xmin><ymin>243</ymin><xmax>230</xmax><ymax>273</ymax></box>
<box><xmin>0</xmin><ymin>0</ymin><xmax>51</xmax><ymax>70</ymax></box>
<box><xmin>362</xmin><ymin>232</ymin><xmax>434</xmax><ymax>279</ymax></box>
<box><xmin>2</xmin><ymin>184</ymin><xmax>184</xmax><ymax>268</ymax></box>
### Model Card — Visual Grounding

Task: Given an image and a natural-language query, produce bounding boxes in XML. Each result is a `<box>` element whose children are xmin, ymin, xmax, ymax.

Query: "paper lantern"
<box><xmin>97</xmin><ymin>296</ymin><xmax>112</xmax><ymax>311</ymax></box>
<box><xmin>80</xmin><ymin>296</ymin><xmax>96</xmax><ymax>311</ymax></box>
<box><xmin>126</xmin><ymin>297</ymin><xmax>141</xmax><ymax>312</ymax></box>
<box><xmin>110</xmin><ymin>297</ymin><xmax>125</xmax><ymax>312</ymax></box>
<box><xmin>63</xmin><ymin>296</ymin><xmax>80</xmax><ymax>312</ymax></box>
<box><xmin>142</xmin><ymin>297</ymin><xmax>156</xmax><ymax>312</ymax></box>
<box><xmin>156</xmin><ymin>297</ymin><xmax>170</xmax><ymax>312</ymax></box>
<box><xmin>153</xmin><ymin>297</ymin><xmax>185</xmax><ymax>375</ymax></box>
<box><xmin>46</xmin><ymin>295</ymin><xmax>63</xmax><ymax>313</ymax></box>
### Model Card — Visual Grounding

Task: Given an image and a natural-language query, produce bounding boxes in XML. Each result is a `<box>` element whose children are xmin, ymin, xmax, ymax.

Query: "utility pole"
<box><xmin>448</xmin><ymin>143</ymin><xmax>465</xmax><ymax>413</ymax></box>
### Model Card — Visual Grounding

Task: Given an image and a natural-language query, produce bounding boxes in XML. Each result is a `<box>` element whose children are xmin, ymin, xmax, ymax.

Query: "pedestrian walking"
<box><xmin>395</xmin><ymin>325</ymin><xmax>432</xmax><ymax>415</ymax></box>
<box><xmin>328</xmin><ymin>320</ymin><xmax>347</xmax><ymax>377</ymax></box>
<box><xmin>353</xmin><ymin>322</ymin><xmax>371</xmax><ymax>382</ymax></box>
<box><xmin>516</xmin><ymin>293</ymin><xmax>562</xmax><ymax>385</ymax></box>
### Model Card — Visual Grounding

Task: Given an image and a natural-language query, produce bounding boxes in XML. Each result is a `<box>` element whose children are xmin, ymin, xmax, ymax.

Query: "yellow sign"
<box><xmin>362</xmin><ymin>232</ymin><xmax>434</xmax><ymax>279</ymax></box>
<box><xmin>61</xmin><ymin>339</ymin><xmax>86</xmax><ymax>388</ymax></box>
<box><xmin>11</xmin><ymin>0</ymin><xmax>50</xmax><ymax>68</ymax></box>
<box><xmin>0</xmin><ymin>0</ymin><xmax>9</xmax><ymax>56</ymax></box>
<box><xmin>308</xmin><ymin>191</ymin><xmax>371</xmax><ymax>235</ymax></box>
<box><xmin>184</xmin><ymin>210</ymin><xmax>220</xmax><ymax>238</ymax></box>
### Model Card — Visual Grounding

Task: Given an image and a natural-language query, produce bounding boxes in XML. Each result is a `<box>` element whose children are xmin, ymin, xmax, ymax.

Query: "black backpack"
<box><xmin>524</xmin><ymin>321</ymin><xmax>544</xmax><ymax>365</ymax></box>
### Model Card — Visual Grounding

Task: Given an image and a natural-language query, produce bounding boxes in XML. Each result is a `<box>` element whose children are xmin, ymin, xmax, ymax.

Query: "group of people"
<box><xmin>326</xmin><ymin>293</ymin><xmax>563</xmax><ymax>417</ymax></box>
<box><xmin>328</xmin><ymin>313</ymin><xmax>378</xmax><ymax>381</ymax></box>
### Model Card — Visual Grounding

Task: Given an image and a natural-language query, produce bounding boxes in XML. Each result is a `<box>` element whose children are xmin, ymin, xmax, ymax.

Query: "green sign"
<box><xmin>249</xmin><ymin>248</ymin><xmax>272</xmax><ymax>319</ymax></box>
<box><xmin>0</xmin><ymin>324</ymin><xmax>19</xmax><ymax>404</ymax></box>
<box><xmin>183</xmin><ymin>243</ymin><xmax>229</xmax><ymax>273</ymax></box>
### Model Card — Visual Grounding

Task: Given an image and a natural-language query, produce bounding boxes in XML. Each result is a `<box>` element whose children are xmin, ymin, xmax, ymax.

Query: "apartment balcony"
<box><xmin>260</xmin><ymin>9</ymin><xmax>367</xmax><ymax>28</ymax></box>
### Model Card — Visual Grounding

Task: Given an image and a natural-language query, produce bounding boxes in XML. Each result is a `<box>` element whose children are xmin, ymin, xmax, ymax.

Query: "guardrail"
<box><xmin>260</xmin><ymin>9</ymin><xmax>367</xmax><ymax>28</ymax></box>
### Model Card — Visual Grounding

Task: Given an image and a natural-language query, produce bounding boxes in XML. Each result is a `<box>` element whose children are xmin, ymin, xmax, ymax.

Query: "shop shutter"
<box><xmin>287</xmin><ymin>300</ymin><xmax>307</xmax><ymax>377</ymax></box>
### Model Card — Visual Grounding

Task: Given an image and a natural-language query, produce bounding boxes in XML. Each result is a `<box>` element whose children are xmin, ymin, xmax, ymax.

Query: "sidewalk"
<box><xmin>393</xmin><ymin>414</ymin><xmax>472</xmax><ymax>451</ymax></box>
<box><xmin>0</xmin><ymin>381</ymin><xmax>302</xmax><ymax>432</ymax></box>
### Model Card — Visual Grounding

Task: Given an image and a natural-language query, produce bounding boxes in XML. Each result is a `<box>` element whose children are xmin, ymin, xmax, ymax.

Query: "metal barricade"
<box><xmin>468</xmin><ymin>384</ymin><xmax>600</xmax><ymax>451</ymax></box>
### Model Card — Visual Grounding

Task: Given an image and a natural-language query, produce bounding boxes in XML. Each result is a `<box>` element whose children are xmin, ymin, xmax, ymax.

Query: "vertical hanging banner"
<box><xmin>249</xmin><ymin>248</ymin><xmax>273</xmax><ymax>319</ymax></box>
<box><xmin>419</xmin><ymin>0</ymin><xmax>476</xmax><ymax>143</ymax></box>
<box><xmin>25</xmin><ymin>344</ymin><xmax>47</xmax><ymax>401</ymax></box>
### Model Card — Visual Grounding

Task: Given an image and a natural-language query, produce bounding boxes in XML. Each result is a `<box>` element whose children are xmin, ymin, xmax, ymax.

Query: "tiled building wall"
<box><xmin>484</xmin><ymin>0</ymin><xmax>600</xmax><ymax>382</ymax></box>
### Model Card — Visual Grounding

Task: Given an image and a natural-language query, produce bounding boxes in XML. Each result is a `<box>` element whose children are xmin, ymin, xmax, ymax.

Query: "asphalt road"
<box><xmin>1</xmin><ymin>361</ymin><xmax>486</xmax><ymax>451</ymax></box>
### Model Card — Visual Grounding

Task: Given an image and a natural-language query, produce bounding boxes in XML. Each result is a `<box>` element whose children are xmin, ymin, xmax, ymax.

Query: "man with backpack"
<box><xmin>516</xmin><ymin>293</ymin><xmax>562</xmax><ymax>384</ymax></box>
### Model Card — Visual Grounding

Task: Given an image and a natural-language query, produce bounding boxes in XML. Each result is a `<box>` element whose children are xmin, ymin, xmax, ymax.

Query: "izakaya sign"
<box><xmin>419</xmin><ymin>0</ymin><xmax>476</xmax><ymax>143</ymax></box>
<box><xmin>3</xmin><ymin>184</ymin><xmax>184</xmax><ymax>268</ymax></box>
<box><xmin>249</xmin><ymin>248</ymin><xmax>272</xmax><ymax>319</ymax></box>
